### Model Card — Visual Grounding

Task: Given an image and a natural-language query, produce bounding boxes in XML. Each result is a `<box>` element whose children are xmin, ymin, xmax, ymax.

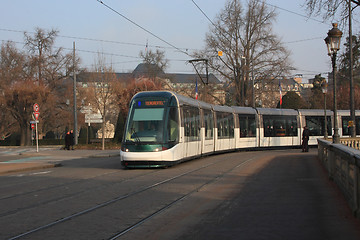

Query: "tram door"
<box><xmin>202</xmin><ymin>109</ymin><xmax>215</xmax><ymax>155</ymax></box>
<box><xmin>183</xmin><ymin>106</ymin><xmax>201</xmax><ymax>158</ymax></box>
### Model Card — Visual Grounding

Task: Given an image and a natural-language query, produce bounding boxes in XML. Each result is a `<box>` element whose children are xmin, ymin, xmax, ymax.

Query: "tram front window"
<box><xmin>125</xmin><ymin>108</ymin><xmax>164</xmax><ymax>143</ymax></box>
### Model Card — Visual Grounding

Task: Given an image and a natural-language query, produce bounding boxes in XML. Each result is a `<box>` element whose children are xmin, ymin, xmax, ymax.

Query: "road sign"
<box><xmin>31</xmin><ymin>123</ymin><xmax>35</xmax><ymax>129</ymax></box>
<box><xmin>85</xmin><ymin>113</ymin><xmax>103</xmax><ymax>124</ymax></box>
<box><xmin>33</xmin><ymin>112</ymin><xmax>40</xmax><ymax>120</ymax></box>
<box><xmin>33</xmin><ymin>103</ymin><xmax>39</xmax><ymax>113</ymax></box>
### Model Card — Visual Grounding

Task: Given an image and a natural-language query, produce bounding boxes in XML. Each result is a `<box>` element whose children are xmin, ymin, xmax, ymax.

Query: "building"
<box><xmin>254</xmin><ymin>77</ymin><xmax>303</xmax><ymax>108</ymax></box>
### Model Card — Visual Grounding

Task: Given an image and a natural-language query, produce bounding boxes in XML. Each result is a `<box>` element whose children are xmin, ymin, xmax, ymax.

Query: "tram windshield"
<box><xmin>125</xmin><ymin>104</ymin><xmax>164</xmax><ymax>143</ymax></box>
<box><xmin>123</xmin><ymin>97</ymin><xmax>179</xmax><ymax>145</ymax></box>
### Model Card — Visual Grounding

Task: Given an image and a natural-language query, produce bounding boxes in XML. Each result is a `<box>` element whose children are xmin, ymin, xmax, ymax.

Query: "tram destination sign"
<box><xmin>144</xmin><ymin>101</ymin><xmax>164</xmax><ymax>106</ymax></box>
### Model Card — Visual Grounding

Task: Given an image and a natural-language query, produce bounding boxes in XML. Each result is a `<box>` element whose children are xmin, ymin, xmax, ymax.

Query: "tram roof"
<box><xmin>212</xmin><ymin>105</ymin><xmax>234</xmax><ymax>113</ymax></box>
<box><xmin>256</xmin><ymin>108</ymin><xmax>298</xmax><ymax>116</ymax></box>
<box><xmin>231</xmin><ymin>106</ymin><xmax>257</xmax><ymax>115</ymax></box>
<box><xmin>337</xmin><ymin>110</ymin><xmax>360</xmax><ymax>116</ymax></box>
<box><xmin>133</xmin><ymin>91</ymin><xmax>174</xmax><ymax>99</ymax></box>
<box><xmin>298</xmin><ymin>109</ymin><xmax>333</xmax><ymax>116</ymax></box>
<box><xmin>174</xmin><ymin>93</ymin><xmax>200</xmax><ymax>107</ymax></box>
<box><xmin>173</xmin><ymin>92</ymin><xmax>213</xmax><ymax>110</ymax></box>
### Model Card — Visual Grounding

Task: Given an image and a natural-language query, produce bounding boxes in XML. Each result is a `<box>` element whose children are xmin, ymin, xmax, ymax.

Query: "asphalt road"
<box><xmin>0</xmin><ymin>149</ymin><xmax>359</xmax><ymax>240</ymax></box>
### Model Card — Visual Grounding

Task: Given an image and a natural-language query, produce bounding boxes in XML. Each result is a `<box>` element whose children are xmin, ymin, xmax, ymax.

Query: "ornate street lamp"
<box><xmin>325</xmin><ymin>23</ymin><xmax>343</xmax><ymax>144</ymax></box>
<box><xmin>321</xmin><ymin>82</ymin><xmax>328</xmax><ymax>139</ymax></box>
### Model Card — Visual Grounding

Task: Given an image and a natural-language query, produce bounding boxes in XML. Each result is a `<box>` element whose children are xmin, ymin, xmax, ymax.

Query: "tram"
<box><xmin>120</xmin><ymin>91</ymin><xmax>359</xmax><ymax>168</ymax></box>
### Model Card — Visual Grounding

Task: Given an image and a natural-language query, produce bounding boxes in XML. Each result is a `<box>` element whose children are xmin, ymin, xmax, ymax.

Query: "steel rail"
<box><xmin>8</xmin><ymin>158</ymin><xmax>230</xmax><ymax>240</ymax></box>
<box><xmin>108</xmin><ymin>156</ymin><xmax>256</xmax><ymax>239</ymax></box>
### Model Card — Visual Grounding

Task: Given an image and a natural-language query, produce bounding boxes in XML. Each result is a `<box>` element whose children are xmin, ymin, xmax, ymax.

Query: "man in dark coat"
<box><xmin>302</xmin><ymin>126</ymin><xmax>310</xmax><ymax>152</ymax></box>
<box><xmin>70</xmin><ymin>130</ymin><xmax>74</xmax><ymax>150</ymax></box>
<box><xmin>65</xmin><ymin>131</ymin><xmax>71</xmax><ymax>150</ymax></box>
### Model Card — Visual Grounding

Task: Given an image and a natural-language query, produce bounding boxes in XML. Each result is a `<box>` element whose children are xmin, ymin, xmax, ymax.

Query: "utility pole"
<box><xmin>73</xmin><ymin>42</ymin><xmax>78</xmax><ymax>145</ymax></box>
<box><xmin>349</xmin><ymin>0</ymin><xmax>356</xmax><ymax>137</ymax></box>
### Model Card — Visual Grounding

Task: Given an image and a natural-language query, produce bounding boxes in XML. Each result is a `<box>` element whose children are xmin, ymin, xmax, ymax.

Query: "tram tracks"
<box><xmin>7</xmin><ymin>153</ymin><xmax>258</xmax><ymax>240</ymax></box>
<box><xmin>0</xmin><ymin>168</ymin><xmax>161</xmax><ymax>218</ymax></box>
<box><xmin>108</xmin><ymin>156</ymin><xmax>256</xmax><ymax>240</ymax></box>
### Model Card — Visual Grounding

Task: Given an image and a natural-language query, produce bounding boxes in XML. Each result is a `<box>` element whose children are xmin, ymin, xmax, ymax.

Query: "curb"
<box><xmin>0</xmin><ymin>162</ymin><xmax>62</xmax><ymax>175</ymax></box>
<box><xmin>89</xmin><ymin>153</ymin><xmax>120</xmax><ymax>158</ymax></box>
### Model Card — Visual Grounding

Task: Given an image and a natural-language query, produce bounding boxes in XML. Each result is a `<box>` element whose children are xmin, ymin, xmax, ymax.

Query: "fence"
<box><xmin>340</xmin><ymin>138</ymin><xmax>360</xmax><ymax>150</ymax></box>
<box><xmin>318</xmin><ymin>138</ymin><xmax>360</xmax><ymax>217</ymax></box>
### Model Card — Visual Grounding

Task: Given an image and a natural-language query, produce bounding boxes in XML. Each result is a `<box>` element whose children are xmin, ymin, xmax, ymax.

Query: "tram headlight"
<box><xmin>121</xmin><ymin>146</ymin><xmax>129</xmax><ymax>152</ymax></box>
<box><xmin>154</xmin><ymin>146</ymin><xmax>168</xmax><ymax>152</ymax></box>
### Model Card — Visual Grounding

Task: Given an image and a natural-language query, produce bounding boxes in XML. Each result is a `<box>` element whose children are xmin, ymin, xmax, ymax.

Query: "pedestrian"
<box><xmin>70</xmin><ymin>130</ymin><xmax>75</xmax><ymax>150</ymax></box>
<box><xmin>302</xmin><ymin>126</ymin><xmax>310</xmax><ymax>152</ymax></box>
<box><xmin>65</xmin><ymin>131</ymin><xmax>71</xmax><ymax>150</ymax></box>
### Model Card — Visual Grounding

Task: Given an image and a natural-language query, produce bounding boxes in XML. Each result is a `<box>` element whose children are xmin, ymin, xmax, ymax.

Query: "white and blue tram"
<box><xmin>120</xmin><ymin>91</ymin><xmax>358</xmax><ymax>168</ymax></box>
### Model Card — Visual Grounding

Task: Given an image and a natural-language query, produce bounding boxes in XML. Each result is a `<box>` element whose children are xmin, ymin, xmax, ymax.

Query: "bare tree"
<box><xmin>139</xmin><ymin>49</ymin><xmax>168</xmax><ymax>85</ymax></box>
<box><xmin>83</xmin><ymin>55</ymin><xmax>118</xmax><ymax>150</ymax></box>
<box><xmin>304</xmin><ymin>0</ymin><xmax>360</xmax><ymax>21</ymax></box>
<box><xmin>194</xmin><ymin>0</ymin><xmax>291</xmax><ymax>106</ymax></box>
<box><xmin>24</xmin><ymin>28</ymin><xmax>74</xmax><ymax>89</ymax></box>
<box><xmin>0</xmin><ymin>28</ymin><xmax>79</xmax><ymax>145</ymax></box>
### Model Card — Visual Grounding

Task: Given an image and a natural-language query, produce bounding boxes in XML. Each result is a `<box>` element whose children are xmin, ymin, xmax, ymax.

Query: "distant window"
<box><xmin>216</xmin><ymin>112</ymin><xmax>234</xmax><ymax>139</ymax></box>
<box><xmin>203</xmin><ymin>110</ymin><xmax>214</xmax><ymax>139</ymax></box>
<box><xmin>239</xmin><ymin>114</ymin><xmax>256</xmax><ymax>138</ymax></box>
<box><xmin>306</xmin><ymin>116</ymin><xmax>331</xmax><ymax>136</ymax></box>
<box><xmin>183</xmin><ymin>105</ymin><xmax>200</xmax><ymax>142</ymax></box>
<box><xmin>263</xmin><ymin>115</ymin><xmax>297</xmax><ymax>137</ymax></box>
<box><xmin>342</xmin><ymin>116</ymin><xmax>360</xmax><ymax>135</ymax></box>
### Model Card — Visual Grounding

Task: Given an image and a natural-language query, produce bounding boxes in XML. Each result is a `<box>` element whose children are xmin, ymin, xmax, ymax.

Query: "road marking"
<box><xmin>30</xmin><ymin>171</ymin><xmax>52</xmax><ymax>175</ymax></box>
<box><xmin>1</xmin><ymin>156</ymin><xmax>49</xmax><ymax>163</ymax></box>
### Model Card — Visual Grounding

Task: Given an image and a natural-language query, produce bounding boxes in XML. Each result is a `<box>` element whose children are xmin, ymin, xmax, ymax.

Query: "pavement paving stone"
<box><xmin>0</xmin><ymin>146</ymin><xmax>120</xmax><ymax>175</ymax></box>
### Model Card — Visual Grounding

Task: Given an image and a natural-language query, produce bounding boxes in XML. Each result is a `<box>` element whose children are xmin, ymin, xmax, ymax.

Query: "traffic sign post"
<box><xmin>35</xmin><ymin>120</ymin><xmax>39</xmax><ymax>152</ymax></box>
<box><xmin>33</xmin><ymin>104</ymin><xmax>40</xmax><ymax>153</ymax></box>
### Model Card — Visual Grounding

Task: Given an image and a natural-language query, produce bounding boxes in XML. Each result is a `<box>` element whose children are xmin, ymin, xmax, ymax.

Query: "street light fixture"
<box><xmin>325</xmin><ymin>23</ymin><xmax>343</xmax><ymax>144</ymax></box>
<box><xmin>321</xmin><ymin>82</ymin><xmax>328</xmax><ymax>139</ymax></box>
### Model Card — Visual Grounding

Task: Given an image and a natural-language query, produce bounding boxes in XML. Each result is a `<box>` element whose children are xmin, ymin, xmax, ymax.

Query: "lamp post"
<box><xmin>322</xmin><ymin>82</ymin><xmax>328</xmax><ymax>139</ymax></box>
<box><xmin>325</xmin><ymin>23</ymin><xmax>343</xmax><ymax>144</ymax></box>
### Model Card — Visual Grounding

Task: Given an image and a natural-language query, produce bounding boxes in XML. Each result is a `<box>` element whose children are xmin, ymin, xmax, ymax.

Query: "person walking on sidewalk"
<box><xmin>302</xmin><ymin>126</ymin><xmax>310</xmax><ymax>152</ymax></box>
<box><xmin>65</xmin><ymin>131</ymin><xmax>71</xmax><ymax>150</ymax></box>
<box><xmin>70</xmin><ymin>130</ymin><xmax>75</xmax><ymax>150</ymax></box>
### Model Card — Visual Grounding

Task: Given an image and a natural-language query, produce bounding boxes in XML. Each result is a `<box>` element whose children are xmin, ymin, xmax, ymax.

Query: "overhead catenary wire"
<box><xmin>0</xmin><ymin>28</ymin><xmax>195</xmax><ymax>52</ymax></box>
<box><xmin>96</xmin><ymin>0</ymin><xmax>191</xmax><ymax>57</ymax></box>
<box><xmin>190</xmin><ymin>0</ymin><xmax>332</xmax><ymax>76</ymax></box>
<box><xmin>264</xmin><ymin>2</ymin><xmax>327</xmax><ymax>25</ymax></box>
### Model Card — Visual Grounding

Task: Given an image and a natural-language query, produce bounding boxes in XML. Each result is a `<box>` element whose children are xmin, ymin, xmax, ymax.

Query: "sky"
<box><xmin>1</xmin><ymin>0</ymin><xmax>358</xmax><ymax>81</ymax></box>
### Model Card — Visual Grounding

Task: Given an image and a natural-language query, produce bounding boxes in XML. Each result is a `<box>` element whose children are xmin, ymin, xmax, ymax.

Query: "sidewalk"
<box><xmin>0</xmin><ymin>146</ymin><xmax>120</xmax><ymax>175</ymax></box>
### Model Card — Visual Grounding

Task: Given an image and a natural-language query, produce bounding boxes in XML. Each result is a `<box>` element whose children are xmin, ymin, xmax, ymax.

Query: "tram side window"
<box><xmin>183</xmin><ymin>106</ymin><xmax>200</xmax><ymax>141</ymax></box>
<box><xmin>306</xmin><ymin>116</ymin><xmax>331</xmax><ymax>136</ymax></box>
<box><xmin>341</xmin><ymin>116</ymin><xmax>360</xmax><ymax>136</ymax></box>
<box><xmin>239</xmin><ymin>114</ymin><xmax>256</xmax><ymax>137</ymax></box>
<box><xmin>263</xmin><ymin>115</ymin><xmax>297</xmax><ymax>137</ymax></box>
<box><xmin>203</xmin><ymin>109</ymin><xmax>214</xmax><ymax>140</ymax></box>
<box><xmin>167</xmin><ymin>107</ymin><xmax>179</xmax><ymax>142</ymax></box>
<box><xmin>342</xmin><ymin>116</ymin><xmax>351</xmax><ymax>135</ymax></box>
<box><xmin>306</xmin><ymin>116</ymin><xmax>321</xmax><ymax>136</ymax></box>
<box><xmin>217</xmin><ymin>112</ymin><xmax>234</xmax><ymax>139</ymax></box>
<box><xmin>342</xmin><ymin>116</ymin><xmax>360</xmax><ymax>135</ymax></box>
